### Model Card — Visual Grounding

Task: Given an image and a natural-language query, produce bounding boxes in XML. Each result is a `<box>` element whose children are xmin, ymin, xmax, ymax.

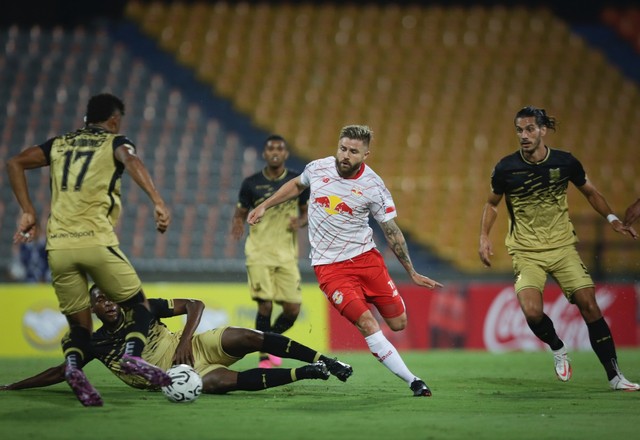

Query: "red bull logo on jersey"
<box><xmin>314</xmin><ymin>195</ymin><xmax>354</xmax><ymax>216</ymax></box>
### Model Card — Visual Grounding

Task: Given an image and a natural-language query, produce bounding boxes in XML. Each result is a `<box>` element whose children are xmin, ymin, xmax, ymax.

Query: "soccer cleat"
<box><xmin>258</xmin><ymin>358</ymin><xmax>273</xmax><ymax>369</ymax></box>
<box><xmin>609</xmin><ymin>374</ymin><xmax>640</xmax><ymax>391</ymax></box>
<box><xmin>119</xmin><ymin>354</ymin><xmax>172</xmax><ymax>387</ymax></box>
<box><xmin>323</xmin><ymin>357</ymin><xmax>353</xmax><ymax>382</ymax></box>
<box><xmin>64</xmin><ymin>364</ymin><xmax>103</xmax><ymax>407</ymax></box>
<box><xmin>300</xmin><ymin>361</ymin><xmax>330</xmax><ymax>380</ymax></box>
<box><xmin>410</xmin><ymin>379</ymin><xmax>432</xmax><ymax>397</ymax></box>
<box><xmin>268</xmin><ymin>354</ymin><xmax>282</xmax><ymax>366</ymax></box>
<box><xmin>552</xmin><ymin>346</ymin><xmax>572</xmax><ymax>382</ymax></box>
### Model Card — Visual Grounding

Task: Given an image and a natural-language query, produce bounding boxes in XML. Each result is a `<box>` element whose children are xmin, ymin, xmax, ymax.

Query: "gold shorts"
<box><xmin>246</xmin><ymin>262</ymin><xmax>302</xmax><ymax>304</ymax></box>
<box><xmin>191</xmin><ymin>326</ymin><xmax>242</xmax><ymax>377</ymax></box>
<box><xmin>511</xmin><ymin>245</ymin><xmax>594</xmax><ymax>301</ymax></box>
<box><xmin>48</xmin><ymin>246</ymin><xmax>142</xmax><ymax>315</ymax></box>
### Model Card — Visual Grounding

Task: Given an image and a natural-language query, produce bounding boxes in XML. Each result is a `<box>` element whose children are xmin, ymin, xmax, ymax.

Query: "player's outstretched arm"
<box><xmin>231</xmin><ymin>206</ymin><xmax>249</xmax><ymax>240</ymax></box>
<box><xmin>247</xmin><ymin>176</ymin><xmax>307</xmax><ymax>225</ymax></box>
<box><xmin>114</xmin><ymin>144</ymin><xmax>171</xmax><ymax>233</ymax></box>
<box><xmin>170</xmin><ymin>299</ymin><xmax>205</xmax><ymax>366</ymax></box>
<box><xmin>577</xmin><ymin>181</ymin><xmax>638</xmax><ymax>240</ymax></box>
<box><xmin>379</xmin><ymin>219</ymin><xmax>442</xmax><ymax>289</ymax></box>
<box><xmin>479</xmin><ymin>192</ymin><xmax>502</xmax><ymax>267</ymax></box>
<box><xmin>0</xmin><ymin>363</ymin><xmax>65</xmax><ymax>390</ymax></box>
<box><xmin>6</xmin><ymin>146</ymin><xmax>48</xmax><ymax>243</ymax></box>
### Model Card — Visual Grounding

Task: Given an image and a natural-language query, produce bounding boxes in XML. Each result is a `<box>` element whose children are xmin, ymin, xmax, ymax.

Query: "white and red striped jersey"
<box><xmin>300</xmin><ymin>156</ymin><xmax>397</xmax><ymax>265</ymax></box>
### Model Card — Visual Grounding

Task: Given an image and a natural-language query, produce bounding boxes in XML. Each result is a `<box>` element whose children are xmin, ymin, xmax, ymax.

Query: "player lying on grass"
<box><xmin>0</xmin><ymin>285</ymin><xmax>352</xmax><ymax>395</ymax></box>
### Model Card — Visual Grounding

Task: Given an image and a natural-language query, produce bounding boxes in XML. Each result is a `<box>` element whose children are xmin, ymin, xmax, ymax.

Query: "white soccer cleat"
<box><xmin>609</xmin><ymin>374</ymin><xmax>640</xmax><ymax>391</ymax></box>
<box><xmin>552</xmin><ymin>346</ymin><xmax>572</xmax><ymax>382</ymax></box>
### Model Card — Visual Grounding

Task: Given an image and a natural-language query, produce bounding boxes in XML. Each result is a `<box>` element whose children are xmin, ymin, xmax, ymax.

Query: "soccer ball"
<box><xmin>161</xmin><ymin>364</ymin><xmax>203</xmax><ymax>403</ymax></box>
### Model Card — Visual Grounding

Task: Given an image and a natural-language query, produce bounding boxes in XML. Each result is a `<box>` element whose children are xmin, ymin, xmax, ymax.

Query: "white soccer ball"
<box><xmin>161</xmin><ymin>364</ymin><xmax>203</xmax><ymax>403</ymax></box>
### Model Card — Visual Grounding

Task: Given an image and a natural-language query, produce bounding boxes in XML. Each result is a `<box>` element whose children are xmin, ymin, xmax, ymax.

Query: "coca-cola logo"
<box><xmin>483</xmin><ymin>286</ymin><xmax>616</xmax><ymax>352</ymax></box>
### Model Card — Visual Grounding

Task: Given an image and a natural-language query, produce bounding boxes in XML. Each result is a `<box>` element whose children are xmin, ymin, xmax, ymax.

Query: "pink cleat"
<box><xmin>119</xmin><ymin>354</ymin><xmax>172</xmax><ymax>387</ymax></box>
<box><xmin>64</xmin><ymin>364</ymin><xmax>103</xmax><ymax>407</ymax></box>
<box><xmin>268</xmin><ymin>354</ymin><xmax>282</xmax><ymax>366</ymax></box>
<box><xmin>259</xmin><ymin>358</ymin><xmax>273</xmax><ymax>369</ymax></box>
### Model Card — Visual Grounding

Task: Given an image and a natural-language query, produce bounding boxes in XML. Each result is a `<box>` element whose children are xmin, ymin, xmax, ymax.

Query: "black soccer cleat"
<box><xmin>410</xmin><ymin>379</ymin><xmax>432</xmax><ymax>397</ymax></box>
<box><xmin>301</xmin><ymin>361</ymin><xmax>331</xmax><ymax>380</ymax></box>
<box><xmin>323</xmin><ymin>357</ymin><xmax>353</xmax><ymax>382</ymax></box>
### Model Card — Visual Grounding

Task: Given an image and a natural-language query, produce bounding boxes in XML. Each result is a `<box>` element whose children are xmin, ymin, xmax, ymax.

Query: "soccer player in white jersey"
<box><xmin>248</xmin><ymin>125</ymin><xmax>442</xmax><ymax>397</ymax></box>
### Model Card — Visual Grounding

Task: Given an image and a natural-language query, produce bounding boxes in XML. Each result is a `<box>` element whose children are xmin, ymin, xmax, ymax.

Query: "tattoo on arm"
<box><xmin>381</xmin><ymin>220</ymin><xmax>414</xmax><ymax>273</ymax></box>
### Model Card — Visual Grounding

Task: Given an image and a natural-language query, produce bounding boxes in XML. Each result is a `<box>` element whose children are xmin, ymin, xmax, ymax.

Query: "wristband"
<box><xmin>606</xmin><ymin>214</ymin><xmax>619</xmax><ymax>224</ymax></box>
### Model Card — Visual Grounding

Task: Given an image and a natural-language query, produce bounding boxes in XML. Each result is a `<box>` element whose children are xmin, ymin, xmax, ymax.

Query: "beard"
<box><xmin>335</xmin><ymin>157</ymin><xmax>361</xmax><ymax>178</ymax></box>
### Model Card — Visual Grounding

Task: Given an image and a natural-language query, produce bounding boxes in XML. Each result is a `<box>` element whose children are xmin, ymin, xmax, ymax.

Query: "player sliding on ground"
<box><xmin>0</xmin><ymin>286</ymin><xmax>352</xmax><ymax>397</ymax></box>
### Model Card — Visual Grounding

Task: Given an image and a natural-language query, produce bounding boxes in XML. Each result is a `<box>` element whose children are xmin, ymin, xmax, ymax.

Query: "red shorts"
<box><xmin>313</xmin><ymin>249</ymin><xmax>406</xmax><ymax>324</ymax></box>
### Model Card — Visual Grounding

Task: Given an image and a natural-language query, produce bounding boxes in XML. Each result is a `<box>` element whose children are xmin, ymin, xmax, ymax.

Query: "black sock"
<box><xmin>262</xmin><ymin>332</ymin><xmax>319</xmax><ymax>363</ymax></box>
<box><xmin>587</xmin><ymin>317</ymin><xmax>618</xmax><ymax>380</ymax></box>
<box><xmin>236</xmin><ymin>368</ymin><xmax>295</xmax><ymax>390</ymax></box>
<box><xmin>255</xmin><ymin>313</ymin><xmax>271</xmax><ymax>332</ymax></box>
<box><xmin>272</xmin><ymin>313</ymin><xmax>296</xmax><ymax>334</ymax></box>
<box><xmin>122</xmin><ymin>302</ymin><xmax>153</xmax><ymax>357</ymax></box>
<box><xmin>527</xmin><ymin>314</ymin><xmax>564</xmax><ymax>350</ymax></box>
<box><xmin>255</xmin><ymin>313</ymin><xmax>272</xmax><ymax>360</ymax></box>
<box><xmin>62</xmin><ymin>326</ymin><xmax>92</xmax><ymax>369</ymax></box>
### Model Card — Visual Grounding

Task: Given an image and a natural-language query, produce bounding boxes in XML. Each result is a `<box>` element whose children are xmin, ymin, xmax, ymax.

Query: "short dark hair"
<box><xmin>89</xmin><ymin>284</ymin><xmax>100</xmax><ymax>306</ymax></box>
<box><xmin>514</xmin><ymin>106</ymin><xmax>557</xmax><ymax>131</ymax></box>
<box><xmin>85</xmin><ymin>93</ymin><xmax>125</xmax><ymax>124</ymax></box>
<box><xmin>264</xmin><ymin>134</ymin><xmax>287</xmax><ymax>148</ymax></box>
<box><xmin>339</xmin><ymin>125</ymin><xmax>373</xmax><ymax>146</ymax></box>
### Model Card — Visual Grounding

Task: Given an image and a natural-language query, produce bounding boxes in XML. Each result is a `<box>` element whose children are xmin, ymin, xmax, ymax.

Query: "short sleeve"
<box><xmin>490</xmin><ymin>166</ymin><xmax>505</xmax><ymax>195</ymax></box>
<box><xmin>113</xmin><ymin>135</ymin><xmax>136</xmax><ymax>153</ymax></box>
<box><xmin>370</xmin><ymin>181</ymin><xmax>397</xmax><ymax>223</ymax></box>
<box><xmin>300</xmin><ymin>163</ymin><xmax>312</xmax><ymax>187</ymax></box>
<box><xmin>148</xmin><ymin>298</ymin><xmax>174</xmax><ymax>319</ymax></box>
<box><xmin>38</xmin><ymin>138</ymin><xmax>56</xmax><ymax>165</ymax></box>
<box><xmin>237</xmin><ymin>179</ymin><xmax>253</xmax><ymax>209</ymax></box>
<box><xmin>568</xmin><ymin>154</ymin><xmax>587</xmax><ymax>187</ymax></box>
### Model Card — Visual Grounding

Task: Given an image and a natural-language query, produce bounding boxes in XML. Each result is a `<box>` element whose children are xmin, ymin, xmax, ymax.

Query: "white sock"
<box><xmin>365</xmin><ymin>330</ymin><xmax>416</xmax><ymax>384</ymax></box>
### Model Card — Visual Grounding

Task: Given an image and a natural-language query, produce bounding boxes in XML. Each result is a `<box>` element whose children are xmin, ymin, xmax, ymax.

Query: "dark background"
<box><xmin>2</xmin><ymin>0</ymin><xmax>638</xmax><ymax>27</ymax></box>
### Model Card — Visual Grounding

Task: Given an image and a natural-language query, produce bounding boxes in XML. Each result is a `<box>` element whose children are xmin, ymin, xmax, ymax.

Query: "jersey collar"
<box><xmin>520</xmin><ymin>146</ymin><xmax>550</xmax><ymax>165</ymax></box>
<box><xmin>341</xmin><ymin>163</ymin><xmax>366</xmax><ymax>179</ymax></box>
<box><xmin>85</xmin><ymin>124</ymin><xmax>110</xmax><ymax>134</ymax></box>
<box><xmin>262</xmin><ymin>167</ymin><xmax>288</xmax><ymax>181</ymax></box>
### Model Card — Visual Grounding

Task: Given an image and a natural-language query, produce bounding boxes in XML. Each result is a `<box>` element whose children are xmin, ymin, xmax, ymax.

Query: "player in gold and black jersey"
<box><xmin>0</xmin><ymin>286</ymin><xmax>353</xmax><ymax>395</ymax></box>
<box><xmin>479</xmin><ymin>106</ymin><xmax>639</xmax><ymax>391</ymax></box>
<box><xmin>231</xmin><ymin>135</ymin><xmax>310</xmax><ymax>368</ymax></box>
<box><xmin>6</xmin><ymin>93</ymin><xmax>172</xmax><ymax>405</ymax></box>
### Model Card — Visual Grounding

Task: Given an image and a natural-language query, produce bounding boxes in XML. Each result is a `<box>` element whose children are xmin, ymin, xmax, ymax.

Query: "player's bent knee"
<box><xmin>221</xmin><ymin>327</ymin><xmax>263</xmax><ymax>355</ymax></box>
<box><xmin>202</xmin><ymin>368</ymin><xmax>237</xmax><ymax>394</ymax></box>
<box><xmin>356</xmin><ymin>314</ymin><xmax>381</xmax><ymax>335</ymax></box>
<box><xmin>386</xmin><ymin>316</ymin><xmax>407</xmax><ymax>332</ymax></box>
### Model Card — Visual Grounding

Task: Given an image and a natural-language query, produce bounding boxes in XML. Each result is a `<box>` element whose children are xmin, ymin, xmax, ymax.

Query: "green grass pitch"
<box><xmin>1</xmin><ymin>350</ymin><xmax>638</xmax><ymax>440</ymax></box>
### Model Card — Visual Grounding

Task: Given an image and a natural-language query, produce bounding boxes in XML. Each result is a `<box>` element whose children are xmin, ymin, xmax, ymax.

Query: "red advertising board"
<box><xmin>328</xmin><ymin>282</ymin><xmax>638</xmax><ymax>351</ymax></box>
<box><xmin>328</xmin><ymin>284</ymin><xmax>463</xmax><ymax>351</ymax></box>
<box><xmin>465</xmin><ymin>283</ymin><xmax>638</xmax><ymax>351</ymax></box>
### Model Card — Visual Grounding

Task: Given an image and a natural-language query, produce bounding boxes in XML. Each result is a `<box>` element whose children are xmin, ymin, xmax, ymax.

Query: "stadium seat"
<box><xmin>3</xmin><ymin>3</ymin><xmax>639</xmax><ymax>277</ymax></box>
<box><xmin>73</xmin><ymin>3</ymin><xmax>640</xmax><ymax>273</ymax></box>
